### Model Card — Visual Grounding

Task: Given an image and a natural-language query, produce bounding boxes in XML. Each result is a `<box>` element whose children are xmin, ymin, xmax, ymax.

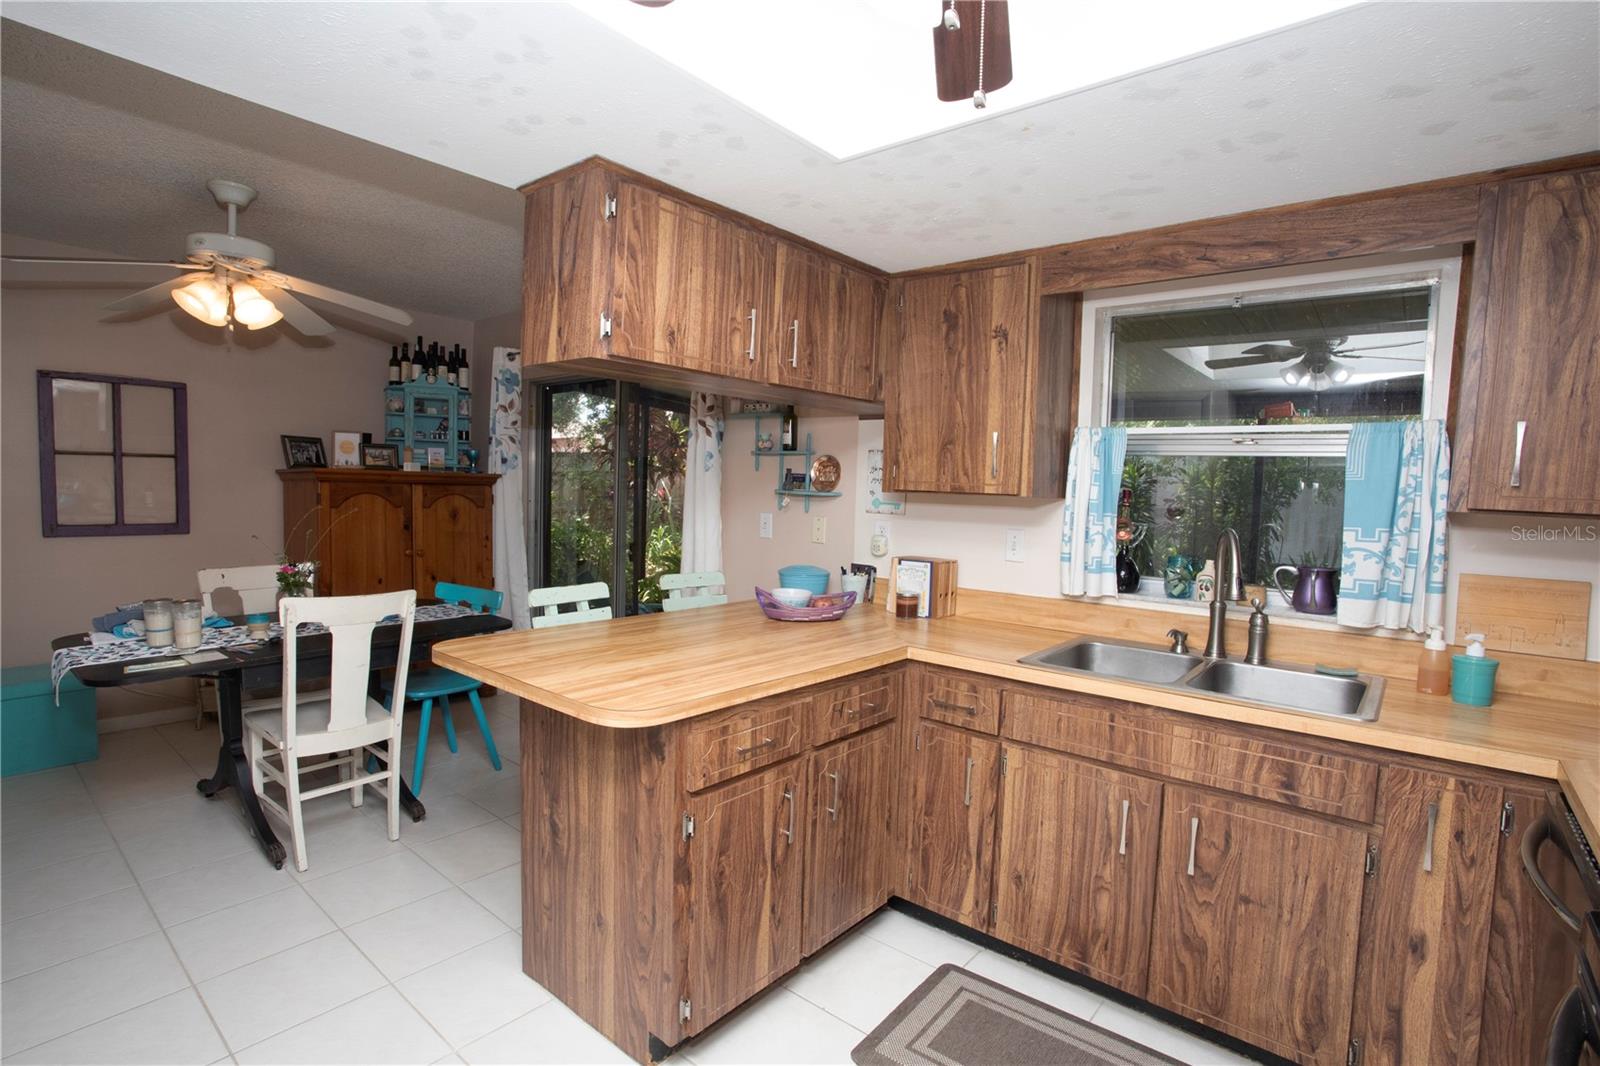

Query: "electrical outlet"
<box><xmin>759</xmin><ymin>512</ymin><xmax>773</xmax><ymax>539</ymax></box>
<box><xmin>811</xmin><ymin>516</ymin><xmax>827</xmax><ymax>544</ymax></box>
<box><xmin>873</xmin><ymin>521</ymin><xmax>890</xmax><ymax>540</ymax></box>
<box><xmin>1005</xmin><ymin>527</ymin><xmax>1025</xmax><ymax>562</ymax></box>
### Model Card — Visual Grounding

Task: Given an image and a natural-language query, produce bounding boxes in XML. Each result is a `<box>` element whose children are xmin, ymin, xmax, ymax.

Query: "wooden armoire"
<box><xmin>278</xmin><ymin>469</ymin><xmax>497</xmax><ymax>597</ymax></box>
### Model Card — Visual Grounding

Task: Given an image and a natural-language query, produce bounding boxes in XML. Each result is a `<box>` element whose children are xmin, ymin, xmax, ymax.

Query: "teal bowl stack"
<box><xmin>777</xmin><ymin>565</ymin><xmax>830</xmax><ymax>596</ymax></box>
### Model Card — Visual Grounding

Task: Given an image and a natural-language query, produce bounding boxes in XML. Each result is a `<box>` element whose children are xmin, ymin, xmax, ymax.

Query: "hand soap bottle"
<box><xmin>1451</xmin><ymin>633</ymin><xmax>1500</xmax><ymax>707</ymax></box>
<box><xmin>1416</xmin><ymin>626</ymin><xmax>1451</xmax><ymax>695</ymax></box>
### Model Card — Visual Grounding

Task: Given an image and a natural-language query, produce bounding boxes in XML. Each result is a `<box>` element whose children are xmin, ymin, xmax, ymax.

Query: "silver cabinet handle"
<box><xmin>991</xmin><ymin>431</ymin><xmax>999</xmax><ymax>478</ymax></box>
<box><xmin>736</xmin><ymin>736</ymin><xmax>776</xmax><ymax>758</ymax></box>
<box><xmin>1186</xmin><ymin>816</ymin><xmax>1199</xmax><ymax>876</ymax></box>
<box><xmin>1510</xmin><ymin>420</ymin><xmax>1526</xmax><ymax>487</ymax></box>
<box><xmin>1423</xmin><ymin>801</ymin><xmax>1439</xmax><ymax>873</ymax></box>
<box><xmin>963</xmin><ymin>757</ymin><xmax>974</xmax><ymax>807</ymax></box>
<box><xmin>929</xmin><ymin>697</ymin><xmax>978</xmax><ymax>716</ymax></box>
<box><xmin>789</xmin><ymin>319</ymin><xmax>799</xmax><ymax>368</ymax></box>
<box><xmin>826</xmin><ymin>771</ymin><xmax>840</xmax><ymax>822</ymax></box>
<box><xmin>746</xmin><ymin>307</ymin><xmax>757</xmax><ymax>361</ymax></box>
<box><xmin>1118</xmin><ymin>798</ymin><xmax>1131</xmax><ymax>857</ymax></box>
<box><xmin>781</xmin><ymin>787</ymin><xmax>795</xmax><ymax>843</ymax></box>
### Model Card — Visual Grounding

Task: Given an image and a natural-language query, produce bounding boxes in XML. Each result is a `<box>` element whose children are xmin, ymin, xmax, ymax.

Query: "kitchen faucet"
<box><xmin>1203</xmin><ymin>528</ymin><xmax>1246</xmax><ymax>659</ymax></box>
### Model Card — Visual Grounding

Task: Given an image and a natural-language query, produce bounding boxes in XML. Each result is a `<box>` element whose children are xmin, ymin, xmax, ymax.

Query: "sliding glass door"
<box><xmin>533</xmin><ymin>380</ymin><xmax>687</xmax><ymax>616</ymax></box>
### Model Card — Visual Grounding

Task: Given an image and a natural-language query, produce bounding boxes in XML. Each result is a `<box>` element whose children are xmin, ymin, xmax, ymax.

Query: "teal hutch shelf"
<box><xmin>384</xmin><ymin>381</ymin><xmax>472</xmax><ymax>470</ymax></box>
<box><xmin>733</xmin><ymin>413</ymin><xmax>841</xmax><ymax>513</ymax></box>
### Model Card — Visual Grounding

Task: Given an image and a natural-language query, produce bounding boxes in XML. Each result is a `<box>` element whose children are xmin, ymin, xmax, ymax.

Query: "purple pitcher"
<box><xmin>1273</xmin><ymin>564</ymin><xmax>1338</xmax><ymax>615</ymax></box>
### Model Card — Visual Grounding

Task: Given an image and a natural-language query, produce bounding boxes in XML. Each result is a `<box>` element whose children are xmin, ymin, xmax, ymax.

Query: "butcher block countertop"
<box><xmin>433</xmin><ymin>601</ymin><xmax>1600</xmax><ymax>842</ymax></box>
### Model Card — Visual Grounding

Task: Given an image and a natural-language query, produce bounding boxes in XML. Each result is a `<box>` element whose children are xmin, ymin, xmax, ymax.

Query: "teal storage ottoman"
<box><xmin>2</xmin><ymin>665</ymin><xmax>98</xmax><ymax>777</ymax></box>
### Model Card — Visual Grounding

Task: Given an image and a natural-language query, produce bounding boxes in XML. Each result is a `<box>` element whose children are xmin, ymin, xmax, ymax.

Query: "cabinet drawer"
<box><xmin>813</xmin><ymin>672</ymin><xmax>897</xmax><ymax>744</ymax></box>
<box><xmin>917</xmin><ymin>667</ymin><xmax>1001</xmax><ymax>734</ymax></box>
<box><xmin>1003</xmin><ymin>688</ymin><xmax>1379</xmax><ymax>821</ymax></box>
<box><xmin>686</xmin><ymin>695</ymin><xmax>810</xmax><ymax>791</ymax></box>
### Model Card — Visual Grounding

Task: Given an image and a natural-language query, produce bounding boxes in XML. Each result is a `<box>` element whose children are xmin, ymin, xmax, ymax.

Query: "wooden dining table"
<box><xmin>52</xmin><ymin>608</ymin><xmax>512</xmax><ymax>868</ymax></box>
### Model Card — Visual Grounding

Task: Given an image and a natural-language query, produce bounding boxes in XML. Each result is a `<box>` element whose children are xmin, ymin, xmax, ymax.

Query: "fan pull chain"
<box><xmin>973</xmin><ymin>0</ymin><xmax>988</xmax><ymax>109</ymax></box>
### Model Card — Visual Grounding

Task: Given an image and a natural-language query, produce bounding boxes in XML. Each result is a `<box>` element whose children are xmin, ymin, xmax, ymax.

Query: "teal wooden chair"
<box><xmin>382</xmin><ymin>581</ymin><xmax>504</xmax><ymax>792</ymax></box>
<box><xmin>659</xmin><ymin>571</ymin><xmax>727</xmax><ymax>612</ymax></box>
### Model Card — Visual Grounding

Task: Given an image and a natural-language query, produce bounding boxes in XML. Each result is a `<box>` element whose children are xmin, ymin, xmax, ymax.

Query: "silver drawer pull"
<box><xmin>1510</xmin><ymin>420</ymin><xmax>1526</xmax><ymax>487</ymax></box>
<box><xmin>929</xmin><ymin>697</ymin><xmax>978</xmax><ymax>716</ymax></box>
<box><xmin>781</xmin><ymin>787</ymin><xmax>795</xmax><ymax>842</ymax></box>
<box><xmin>746</xmin><ymin>307</ymin><xmax>757</xmax><ymax>361</ymax></box>
<box><xmin>1423</xmin><ymin>801</ymin><xmax>1439</xmax><ymax>873</ymax></box>
<box><xmin>1118</xmin><ymin>798</ymin><xmax>1130</xmax><ymax>857</ymax></box>
<box><xmin>1186</xmin><ymin>816</ymin><xmax>1199</xmax><ymax>877</ymax></box>
<box><xmin>963</xmin><ymin>757</ymin><xmax>974</xmax><ymax>807</ymax></box>
<box><xmin>736</xmin><ymin>736</ymin><xmax>777</xmax><ymax>758</ymax></box>
<box><xmin>826</xmin><ymin>771</ymin><xmax>840</xmax><ymax>822</ymax></box>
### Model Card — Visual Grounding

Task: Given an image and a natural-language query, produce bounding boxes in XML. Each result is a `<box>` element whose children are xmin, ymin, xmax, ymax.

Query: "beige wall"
<box><xmin>470</xmin><ymin>307</ymin><xmax>522</xmax><ymax>449</ymax></box>
<box><xmin>1</xmin><ymin>236</ymin><xmax>480</xmax><ymax>719</ymax></box>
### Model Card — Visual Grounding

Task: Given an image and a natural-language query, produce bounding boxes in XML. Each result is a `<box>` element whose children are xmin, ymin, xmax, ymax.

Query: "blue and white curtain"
<box><xmin>682</xmin><ymin>392</ymin><xmax>724</xmax><ymax>581</ymax></box>
<box><xmin>1337</xmin><ymin>420</ymin><xmax>1449</xmax><ymax>633</ymax></box>
<box><xmin>1060</xmin><ymin>427</ymin><xmax>1127</xmax><ymax>598</ymax></box>
<box><xmin>490</xmin><ymin>348</ymin><xmax>531</xmax><ymax>629</ymax></box>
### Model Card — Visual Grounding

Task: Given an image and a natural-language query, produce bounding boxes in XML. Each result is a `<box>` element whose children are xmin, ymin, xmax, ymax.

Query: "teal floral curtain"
<box><xmin>1060</xmin><ymin>427</ymin><xmax>1127</xmax><ymax>597</ymax></box>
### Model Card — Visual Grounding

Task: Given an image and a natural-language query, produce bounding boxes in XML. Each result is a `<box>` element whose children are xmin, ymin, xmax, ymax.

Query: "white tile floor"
<box><xmin>1</xmin><ymin>693</ymin><xmax>1259</xmax><ymax>1065</ymax></box>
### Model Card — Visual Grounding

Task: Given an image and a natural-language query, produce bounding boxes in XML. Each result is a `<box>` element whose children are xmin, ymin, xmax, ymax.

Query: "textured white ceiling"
<box><xmin>3</xmin><ymin>1</ymin><xmax>1597</xmax><ymax>280</ymax></box>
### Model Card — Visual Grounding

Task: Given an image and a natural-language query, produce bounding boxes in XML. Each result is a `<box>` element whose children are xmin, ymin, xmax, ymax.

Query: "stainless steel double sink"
<box><xmin>1017</xmin><ymin>636</ymin><xmax>1384</xmax><ymax>722</ymax></box>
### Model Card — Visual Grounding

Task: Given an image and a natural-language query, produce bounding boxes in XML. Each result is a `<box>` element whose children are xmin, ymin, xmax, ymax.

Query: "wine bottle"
<box><xmin>458</xmin><ymin>347</ymin><xmax>470</xmax><ymax>391</ymax></box>
<box><xmin>399</xmin><ymin>342</ymin><xmax>412</xmax><ymax>382</ymax></box>
<box><xmin>446</xmin><ymin>346</ymin><xmax>458</xmax><ymax>387</ymax></box>
<box><xmin>425</xmin><ymin>343</ymin><xmax>437</xmax><ymax>383</ymax></box>
<box><xmin>411</xmin><ymin>336</ymin><xmax>424</xmax><ymax>381</ymax></box>
<box><xmin>388</xmin><ymin>346</ymin><xmax>401</xmax><ymax>383</ymax></box>
<box><xmin>780</xmin><ymin>407</ymin><xmax>797</xmax><ymax>450</ymax></box>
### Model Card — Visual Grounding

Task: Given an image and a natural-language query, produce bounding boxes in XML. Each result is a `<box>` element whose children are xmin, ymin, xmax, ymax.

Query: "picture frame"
<box><xmin>360</xmin><ymin>442</ymin><xmax>401</xmax><ymax>469</ymax></box>
<box><xmin>427</xmin><ymin>446</ymin><xmax>447</xmax><ymax>469</ymax></box>
<box><xmin>782</xmin><ymin>469</ymin><xmax>808</xmax><ymax>491</ymax></box>
<box><xmin>331</xmin><ymin>431</ymin><xmax>364</xmax><ymax>467</ymax></box>
<box><xmin>280</xmin><ymin>434</ymin><xmax>326</xmax><ymax>469</ymax></box>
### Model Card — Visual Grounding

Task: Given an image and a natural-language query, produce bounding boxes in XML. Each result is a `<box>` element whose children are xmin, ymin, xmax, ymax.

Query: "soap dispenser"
<box><xmin>1416</xmin><ymin>626</ymin><xmax>1451</xmax><ymax>695</ymax></box>
<box><xmin>1451</xmin><ymin>633</ymin><xmax>1500</xmax><ymax>707</ymax></box>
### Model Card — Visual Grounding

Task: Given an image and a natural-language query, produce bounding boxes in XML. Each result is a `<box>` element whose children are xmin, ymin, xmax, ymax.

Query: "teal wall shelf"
<box><xmin>385</xmin><ymin>380</ymin><xmax>471</xmax><ymax>470</ymax></box>
<box><xmin>733</xmin><ymin>412</ymin><xmax>840</xmax><ymax>513</ymax></box>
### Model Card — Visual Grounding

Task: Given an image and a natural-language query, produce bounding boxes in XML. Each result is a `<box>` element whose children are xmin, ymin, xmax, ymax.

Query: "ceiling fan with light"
<box><xmin>2</xmin><ymin>179</ymin><xmax>412</xmax><ymax>337</ymax></box>
<box><xmin>1205</xmin><ymin>336</ymin><xmax>1423</xmax><ymax>391</ymax></box>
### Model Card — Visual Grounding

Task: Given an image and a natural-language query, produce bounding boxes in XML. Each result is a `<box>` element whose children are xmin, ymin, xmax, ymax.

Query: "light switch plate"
<box><xmin>811</xmin><ymin>516</ymin><xmax>827</xmax><ymax>544</ymax></box>
<box><xmin>759</xmin><ymin>512</ymin><xmax>773</xmax><ymax>539</ymax></box>
<box><xmin>1005</xmin><ymin>527</ymin><xmax>1025</xmax><ymax>562</ymax></box>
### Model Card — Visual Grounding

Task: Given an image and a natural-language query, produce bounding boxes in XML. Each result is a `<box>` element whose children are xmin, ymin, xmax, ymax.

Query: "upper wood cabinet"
<box><xmin>1350</xmin><ymin>767</ymin><xmax>1503</xmax><ymax>1066</ymax></box>
<box><xmin>1457</xmin><ymin>168</ymin><xmax>1600</xmax><ymax>514</ymax></box>
<box><xmin>521</xmin><ymin>158</ymin><xmax>883</xmax><ymax>405</ymax></box>
<box><xmin>885</xmin><ymin>260</ymin><xmax>1074</xmax><ymax>497</ymax></box>
<box><xmin>1147</xmin><ymin>786</ymin><xmax>1368</xmax><ymax>1066</ymax></box>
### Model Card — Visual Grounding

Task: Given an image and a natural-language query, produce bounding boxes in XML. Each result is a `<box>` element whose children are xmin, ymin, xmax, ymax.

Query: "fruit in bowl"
<box><xmin>768</xmin><ymin>587</ymin><xmax>813</xmax><ymax>609</ymax></box>
<box><xmin>810</xmin><ymin>593</ymin><xmax>851</xmax><ymax>608</ymax></box>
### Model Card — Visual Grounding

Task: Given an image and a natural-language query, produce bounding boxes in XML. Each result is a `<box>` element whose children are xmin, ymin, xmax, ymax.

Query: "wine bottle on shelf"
<box><xmin>411</xmin><ymin>336</ymin><xmax>424</xmax><ymax>381</ymax></box>
<box><xmin>399</xmin><ymin>342</ymin><xmax>412</xmax><ymax>382</ymax></box>
<box><xmin>425</xmin><ymin>343</ymin><xmax>437</xmax><ymax>384</ymax></box>
<box><xmin>446</xmin><ymin>346</ymin><xmax>458</xmax><ymax>387</ymax></box>
<box><xmin>780</xmin><ymin>407</ymin><xmax>797</xmax><ymax>451</ymax></box>
<box><xmin>388</xmin><ymin>346</ymin><xmax>401</xmax><ymax>383</ymax></box>
<box><xmin>457</xmin><ymin>346</ymin><xmax>470</xmax><ymax>391</ymax></box>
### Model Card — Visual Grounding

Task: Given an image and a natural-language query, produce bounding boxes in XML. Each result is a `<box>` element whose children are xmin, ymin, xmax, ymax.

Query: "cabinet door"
<box><xmin>712</xmin><ymin>223</ymin><xmax>775</xmax><ymax>382</ymax></box>
<box><xmin>685</xmin><ymin>760</ymin><xmax>805</xmax><ymax>1034</ymax></box>
<box><xmin>831</xmin><ymin>265</ymin><xmax>882</xmax><ymax>401</ymax></box>
<box><xmin>323</xmin><ymin>480</ymin><xmax>412</xmax><ymax>595</ymax></box>
<box><xmin>411</xmin><ymin>483</ymin><xmax>493</xmax><ymax>592</ymax></box>
<box><xmin>1351</xmin><ymin>768</ymin><xmax>1502</xmax><ymax>1065</ymax></box>
<box><xmin>770</xmin><ymin>243</ymin><xmax>839</xmax><ymax>393</ymax></box>
<box><xmin>1147</xmin><ymin>786</ymin><xmax>1367</xmax><ymax>1066</ymax></box>
<box><xmin>993</xmin><ymin>746</ymin><xmax>1161</xmax><ymax>995</ymax></box>
<box><xmin>1469</xmin><ymin>170</ymin><xmax>1600</xmax><ymax>514</ymax></box>
<box><xmin>803</xmin><ymin>724</ymin><xmax>898</xmax><ymax>955</ymax></box>
<box><xmin>890</xmin><ymin>264</ymin><xmax>1030</xmax><ymax>494</ymax></box>
<box><xmin>904</xmin><ymin>722</ymin><xmax>1000</xmax><ymax>930</ymax></box>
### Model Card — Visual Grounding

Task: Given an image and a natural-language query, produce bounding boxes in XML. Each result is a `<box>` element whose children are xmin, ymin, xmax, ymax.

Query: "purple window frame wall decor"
<box><xmin>37</xmin><ymin>369</ymin><xmax>190</xmax><ymax>537</ymax></box>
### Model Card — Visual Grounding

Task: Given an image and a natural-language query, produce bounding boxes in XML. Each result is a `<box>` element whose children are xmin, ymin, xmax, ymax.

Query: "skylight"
<box><xmin>576</xmin><ymin>0</ymin><xmax>1356</xmax><ymax>159</ymax></box>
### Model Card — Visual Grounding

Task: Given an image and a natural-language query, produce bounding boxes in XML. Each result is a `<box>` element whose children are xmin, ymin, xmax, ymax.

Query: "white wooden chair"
<box><xmin>243</xmin><ymin>590</ymin><xmax>416</xmax><ymax>872</ymax></box>
<box><xmin>659</xmin><ymin>571</ymin><xmax>728</xmax><ymax>612</ymax></box>
<box><xmin>195</xmin><ymin>565</ymin><xmax>285</xmax><ymax>727</ymax></box>
<box><xmin>528</xmin><ymin>582</ymin><xmax>613</xmax><ymax>628</ymax></box>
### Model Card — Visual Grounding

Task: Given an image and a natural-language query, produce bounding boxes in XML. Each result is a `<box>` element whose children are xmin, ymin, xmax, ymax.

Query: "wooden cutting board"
<box><xmin>1453</xmin><ymin>574</ymin><xmax>1591</xmax><ymax>660</ymax></box>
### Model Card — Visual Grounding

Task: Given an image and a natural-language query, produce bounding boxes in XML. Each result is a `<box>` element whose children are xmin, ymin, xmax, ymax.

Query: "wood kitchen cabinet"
<box><xmin>1350</xmin><ymin>767</ymin><xmax>1503</xmax><ymax>1065</ymax></box>
<box><xmin>904</xmin><ymin>721</ymin><xmax>1000</xmax><ymax>929</ymax></box>
<box><xmin>770</xmin><ymin>243</ymin><xmax>882</xmax><ymax>399</ymax></box>
<box><xmin>1147</xmin><ymin>785</ymin><xmax>1368</xmax><ymax>1066</ymax></box>
<box><xmin>803</xmin><ymin>724</ymin><xmax>898</xmax><ymax>955</ymax></box>
<box><xmin>279</xmin><ymin>469</ymin><xmax>495</xmax><ymax>597</ymax></box>
<box><xmin>684</xmin><ymin>760</ymin><xmax>807</xmax><ymax>1034</ymax></box>
<box><xmin>1459</xmin><ymin>168</ymin><xmax>1600</xmax><ymax>514</ymax></box>
<box><xmin>992</xmin><ymin>746</ymin><xmax>1161</xmax><ymax>995</ymax></box>
<box><xmin>885</xmin><ymin>260</ymin><xmax>1074</xmax><ymax>497</ymax></box>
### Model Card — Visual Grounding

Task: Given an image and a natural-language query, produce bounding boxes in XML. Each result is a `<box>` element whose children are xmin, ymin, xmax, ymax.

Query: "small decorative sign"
<box><xmin>865</xmin><ymin>448</ymin><xmax>905</xmax><ymax>515</ymax></box>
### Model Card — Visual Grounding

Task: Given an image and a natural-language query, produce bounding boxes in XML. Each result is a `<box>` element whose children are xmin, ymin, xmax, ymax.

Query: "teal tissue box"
<box><xmin>2</xmin><ymin>665</ymin><xmax>98</xmax><ymax>777</ymax></box>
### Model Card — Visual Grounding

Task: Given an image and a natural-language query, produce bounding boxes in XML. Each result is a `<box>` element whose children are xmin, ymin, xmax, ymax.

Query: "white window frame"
<box><xmin>1078</xmin><ymin>249</ymin><xmax>1462</xmax><ymax>456</ymax></box>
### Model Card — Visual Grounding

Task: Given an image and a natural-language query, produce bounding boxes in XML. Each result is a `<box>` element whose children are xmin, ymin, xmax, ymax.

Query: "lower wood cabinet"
<box><xmin>803</xmin><ymin>724</ymin><xmax>898</xmax><ymax>955</ymax></box>
<box><xmin>904</xmin><ymin>721</ymin><xmax>1000</xmax><ymax>930</ymax></box>
<box><xmin>684</xmin><ymin>760</ymin><xmax>806</xmax><ymax>1034</ymax></box>
<box><xmin>992</xmin><ymin>746</ymin><xmax>1161</xmax><ymax>995</ymax></box>
<box><xmin>1146</xmin><ymin>786</ymin><xmax>1368</xmax><ymax>1066</ymax></box>
<box><xmin>1351</xmin><ymin>767</ymin><xmax>1504</xmax><ymax>1065</ymax></box>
